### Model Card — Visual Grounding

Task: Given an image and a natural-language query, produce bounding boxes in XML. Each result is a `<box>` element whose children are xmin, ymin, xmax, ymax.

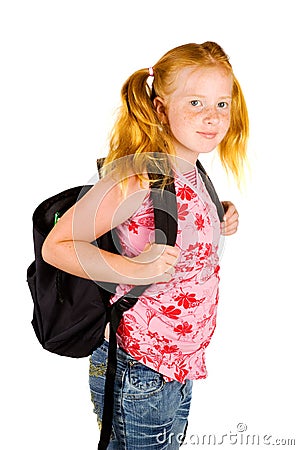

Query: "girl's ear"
<box><xmin>153</xmin><ymin>97</ymin><xmax>168</xmax><ymax>124</ymax></box>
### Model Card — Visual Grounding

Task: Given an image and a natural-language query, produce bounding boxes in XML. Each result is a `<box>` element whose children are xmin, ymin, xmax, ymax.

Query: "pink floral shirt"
<box><xmin>110</xmin><ymin>167</ymin><xmax>221</xmax><ymax>383</ymax></box>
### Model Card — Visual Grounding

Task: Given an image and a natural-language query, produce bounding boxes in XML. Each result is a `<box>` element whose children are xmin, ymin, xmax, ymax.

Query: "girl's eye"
<box><xmin>190</xmin><ymin>100</ymin><xmax>202</xmax><ymax>107</ymax></box>
<box><xmin>218</xmin><ymin>101</ymin><xmax>229</xmax><ymax>109</ymax></box>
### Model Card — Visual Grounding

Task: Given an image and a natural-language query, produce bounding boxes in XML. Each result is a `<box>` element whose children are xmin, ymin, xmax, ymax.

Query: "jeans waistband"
<box><xmin>102</xmin><ymin>339</ymin><xmax>137</xmax><ymax>364</ymax></box>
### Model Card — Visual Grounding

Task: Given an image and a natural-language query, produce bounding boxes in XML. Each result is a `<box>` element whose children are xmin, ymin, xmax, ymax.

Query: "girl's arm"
<box><xmin>42</xmin><ymin>173</ymin><xmax>179</xmax><ymax>285</ymax></box>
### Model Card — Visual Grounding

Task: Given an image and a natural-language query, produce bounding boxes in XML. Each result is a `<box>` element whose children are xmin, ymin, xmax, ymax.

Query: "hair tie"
<box><xmin>148</xmin><ymin>66</ymin><xmax>154</xmax><ymax>77</ymax></box>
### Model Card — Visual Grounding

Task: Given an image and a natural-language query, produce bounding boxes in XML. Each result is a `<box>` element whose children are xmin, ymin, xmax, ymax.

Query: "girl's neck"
<box><xmin>174</xmin><ymin>154</ymin><xmax>197</xmax><ymax>174</ymax></box>
<box><xmin>174</xmin><ymin>146</ymin><xmax>200</xmax><ymax>169</ymax></box>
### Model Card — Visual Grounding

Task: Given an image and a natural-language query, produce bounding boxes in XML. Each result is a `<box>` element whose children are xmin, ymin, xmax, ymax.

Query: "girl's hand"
<box><xmin>129</xmin><ymin>243</ymin><xmax>180</xmax><ymax>285</ymax></box>
<box><xmin>221</xmin><ymin>201</ymin><xmax>239</xmax><ymax>236</ymax></box>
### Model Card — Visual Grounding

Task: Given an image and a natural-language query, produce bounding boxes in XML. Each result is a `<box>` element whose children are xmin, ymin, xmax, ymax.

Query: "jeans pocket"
<box><xmin>124</xmin><ymin>361</ymin><xmax>165</xmax><ymax>399</ymax></box>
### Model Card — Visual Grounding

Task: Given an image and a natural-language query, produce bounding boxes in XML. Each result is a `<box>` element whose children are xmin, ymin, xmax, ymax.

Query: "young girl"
<box><xmin>42</xmin><ymin>41</ymin><xmax>248</xmax><ymax>449</ymax></box>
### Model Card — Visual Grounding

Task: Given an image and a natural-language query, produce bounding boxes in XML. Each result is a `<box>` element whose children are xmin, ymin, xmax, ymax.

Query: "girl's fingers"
<box><xmin>221</xmin><ymin>222</ymin><xmax>238</xmax><ymax>235</ymax></box>
<box><xmin>224</xmin><ymin>208</ymin><xmax>238</xmax><ymax>222</ymax></box>
<box><xmin>221</xmin><ymin>213</ymin><xmax>239</xmax><ymax>235</ymax></box>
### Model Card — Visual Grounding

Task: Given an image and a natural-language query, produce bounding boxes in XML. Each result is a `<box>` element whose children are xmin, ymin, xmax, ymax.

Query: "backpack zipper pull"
<box><xmin>54</xmin><ymin>211</ymin><xmax>60</xmax><ymax>226</ymax></box>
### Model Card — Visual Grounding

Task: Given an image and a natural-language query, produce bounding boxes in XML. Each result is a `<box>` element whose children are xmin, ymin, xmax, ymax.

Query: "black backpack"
<box><xmin>26</xmin><ymin>158</ymin><xmax>223</xmax><ymax>449</ymax></box>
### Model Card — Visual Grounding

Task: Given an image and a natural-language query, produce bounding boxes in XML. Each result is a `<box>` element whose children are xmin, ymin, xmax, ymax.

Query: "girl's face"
<box><xmin>155</xmin><ymin>66</ymin><xmax>233</xmax><ymax>164</ymax></box>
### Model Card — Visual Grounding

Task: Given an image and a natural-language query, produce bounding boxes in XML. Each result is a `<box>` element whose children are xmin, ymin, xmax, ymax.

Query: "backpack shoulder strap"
<box><xmin>196</xmin><ymin>160</ymin><xmax>225</xmax><ymax>222</ymax></box>
<box><xmin>150</xmin><ymin>177</ymin><xmax>178</xmax><ymax>246</ymax></box>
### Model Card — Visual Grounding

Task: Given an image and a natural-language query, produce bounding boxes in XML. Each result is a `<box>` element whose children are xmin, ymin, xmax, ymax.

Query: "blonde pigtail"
<box><xmin>218</xmin><ymin>76</ymin><xmax>249</xmax><ymax>186</ymax></box>
<box><xmin>103</xmin><ymin>68</ymin><xmax>175</xmax><ymax>188</ymax></box>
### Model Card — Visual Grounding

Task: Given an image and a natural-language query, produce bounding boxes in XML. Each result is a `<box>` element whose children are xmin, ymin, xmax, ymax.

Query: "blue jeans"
<box><xmin>89</xmin><ymin>340</ymin><xmax>193</xmax><ymax>449</ymax></box>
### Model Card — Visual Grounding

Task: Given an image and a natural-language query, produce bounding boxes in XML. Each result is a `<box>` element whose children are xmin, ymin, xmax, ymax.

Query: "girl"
<box><xmin>42</xmin><ymin>41</ymin><xmax>248</xmax><ymax>449</ymax></box>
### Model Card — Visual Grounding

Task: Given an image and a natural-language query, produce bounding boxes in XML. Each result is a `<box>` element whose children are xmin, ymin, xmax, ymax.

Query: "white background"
<box><xmin>1</xmin><ymin>1</ymin><xmax>298</xmax><ymax>448</ymax></box>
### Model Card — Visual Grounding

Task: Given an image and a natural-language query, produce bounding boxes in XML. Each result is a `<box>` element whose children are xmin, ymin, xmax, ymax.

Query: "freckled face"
<box><xmin>164</xmin><ymin>66</ymin><xmax>233</xmax><ymax>163</ymax></box>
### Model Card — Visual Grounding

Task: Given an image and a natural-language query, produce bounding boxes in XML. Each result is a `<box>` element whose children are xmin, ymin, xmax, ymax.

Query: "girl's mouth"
<box><xmin>197</xmin><ymin>132</ymin><xmax>217</xmax><ymax>139</ymax></box>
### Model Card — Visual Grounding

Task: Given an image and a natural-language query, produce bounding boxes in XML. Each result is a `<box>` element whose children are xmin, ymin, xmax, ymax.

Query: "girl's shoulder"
<box><xmin>92</xmin><ymin>171</ymin><xmax>150</xmax><ymax>233</ymax></box>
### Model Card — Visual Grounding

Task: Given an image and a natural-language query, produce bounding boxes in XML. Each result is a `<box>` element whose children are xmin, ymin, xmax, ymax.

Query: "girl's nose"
<box><xmin>202</xmin><ymin>107</ymin><xmax>220</xmax><ymax>125</ymax></box>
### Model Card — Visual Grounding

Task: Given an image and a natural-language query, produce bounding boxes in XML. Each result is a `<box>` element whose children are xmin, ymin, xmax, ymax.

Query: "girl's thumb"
<box><xmin>142</xmin><ymin>242</ymin><xmax>152</xmax><ymax>252</ymax></box>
